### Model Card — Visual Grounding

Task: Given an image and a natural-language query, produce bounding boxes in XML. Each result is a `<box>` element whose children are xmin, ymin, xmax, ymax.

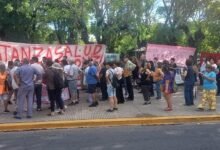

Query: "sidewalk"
<box><xmin>0</xmin><ymin>86</ymin><xmax>219</xmax><ymax>124</ymax></box>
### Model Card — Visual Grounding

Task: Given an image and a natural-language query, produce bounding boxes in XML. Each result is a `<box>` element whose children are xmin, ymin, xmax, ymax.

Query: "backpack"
<box><xmin>53</xmin><ymin>69</ymin><xmax>64</xmax><ymax>89</ymax></box>
<box><xmin>109</xmin><ymin>70</ymin><xmax>119</xmax><ymax>88</ymax></box>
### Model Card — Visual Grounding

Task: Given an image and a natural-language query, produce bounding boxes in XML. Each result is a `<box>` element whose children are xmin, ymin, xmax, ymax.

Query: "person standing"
<box><xmin>139</xmin><ymin>54</ymin><xmax>146</xmax><ymax>68</ymax></box>
<box><xmin>86</xmin><ymin>60</ymin><xmax>99</xmax><ymax>107</ymax></box>
<box><xmin>182</xmin><ymin>59</ymin><xmax>196</xmax><ymax>106</ymax></box>
<box><xmin>82</xmin><ymin>61</ymin><xmax>90</xmax><ymax>90</ymax></box>
<box><xmin>131</xmin><ymin>56</ymin><xmax>139</xmax><ymax>88</ymax></box>
<box><xmin>6</xmin><ymin>61</ymin><xmax>14</xmax><ymax>105</ymax></box>
<box><xmin>140</xmin><ymin>63</ymin><xmax>154</xmax><ymax>105</ymax></box>
<box><xmin>0</xmin><ymin>62</ymin><xmax>11</xmax><ymax>113</ymax></box>
<box><xmin>9</xmin><ymin>61</ymin><xmax>19</xmax><ymax>113</ymax></box>
<box><xmin>65</xmin><ymin>58</ymin><xmax>80</xmax><ymax>105</ymax></box>
<box><xmin>106</xmin><ymin>62</ymin><xmax>118</xmax><ymax>112</ymax></box>
<box><xmin>123</xmin><ymin>56</ymin><xmax>136</xmax><ymax>101</ymax></box>
<box><xmin>99</xmin><ymin>62</ymin><xmax>108</xmax><ymax>101</ymax></box>
<box><xmin>197</xmin><ymin>64</ymin><xmax>217</xmax><ymax>111</ymax></box>
<box><xmin>14</xmin><ymin>58</ymin><xmax>40</xmax><ymax>119</ymax></box>
<box><xmin>170</xmin><ymin>58</ymin><xmax>177</xmax><ymax>69</ymax></box>
<box><xmin>31</xmin><ymin>56</ymin><xmax>45</xmax><ymax>111</ymax></box>
<box><xmin>44</xmin><ymin>59</ymin><xmax>65</xmax><ymax>116</ymax></box>
<box><xmin>153</xmin><ymin>62</ymin><xmax>164</xmax><ymax>100</ymax></box>
<box><xmin>114</xmin><ymin>62</ymin><xmax>124</xmax><ymax>104</ymax></box>
<box><xmin>200</xmin><ymin>58</ymin><xmax>207</xmax><ymax>85</ymax></box>
<box><xmin>153</xmin><ymin>57</ymin><xmax>159</xmax><ymax>70</ymax></box>
<box><xmin>162</xmin><ymin>61</ymin><xmax>175</xmax><ymax>111</ymax></box>
<box><xmin>216</xmin><ymin>59</ymin><xmax>220</xmax><ymax>96</ymax></box>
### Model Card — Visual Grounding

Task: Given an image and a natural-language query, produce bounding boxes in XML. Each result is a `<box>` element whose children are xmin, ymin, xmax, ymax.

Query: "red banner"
<box><xmin>200</xmin><ymin>52</ymin><xmax>220</xmax><ymax>63</ymax></box>
<box><xmin>146</xmin><ymin>44</ymin><xmax>196</xmax><ymax>66</ymax></box>
<box><xmin>0</xmin><ymin>41</ymin><xmax>106</xmax><ymax>66</ymax></box>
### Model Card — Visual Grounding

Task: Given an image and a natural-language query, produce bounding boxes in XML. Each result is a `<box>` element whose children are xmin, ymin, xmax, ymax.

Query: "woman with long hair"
<box><xmin>162</xmin><ymin>61</ymin><xmax>175</xmax><ymax>111</ymax></box>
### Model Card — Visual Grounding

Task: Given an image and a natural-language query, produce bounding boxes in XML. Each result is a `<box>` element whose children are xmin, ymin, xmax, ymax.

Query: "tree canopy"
<box><xmin>0</xmin><ymin>0</ymin><xmax>219</xmax><ymax>53</ymax></box>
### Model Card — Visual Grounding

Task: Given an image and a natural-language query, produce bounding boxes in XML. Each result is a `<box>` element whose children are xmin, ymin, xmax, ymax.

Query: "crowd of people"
<box><xmin>0</xmin><ymin>54</ymin><xmax>219</xmax><ymax>119</ymax></box>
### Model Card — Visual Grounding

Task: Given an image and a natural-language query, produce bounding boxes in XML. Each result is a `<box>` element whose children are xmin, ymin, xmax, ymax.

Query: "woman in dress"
<box><xmin>162</xmin><ymin>61</ymin><xmax>175</xmax><ymax>111</ymax></box>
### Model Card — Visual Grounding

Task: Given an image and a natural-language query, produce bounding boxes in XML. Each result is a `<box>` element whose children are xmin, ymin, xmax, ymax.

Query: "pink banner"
<box><xmin>0</xmin><ymin>41</ymin><xmax>106</xmax><ymax>67</ymax></box>
<box><xmin>146</xmin><ymin>44</ymin><xmax>196</xmax><ymax>66</ymax></box>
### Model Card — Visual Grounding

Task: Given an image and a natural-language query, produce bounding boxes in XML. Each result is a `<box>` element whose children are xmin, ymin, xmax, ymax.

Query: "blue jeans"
<box><xmin>16</xmin><ymin>85</ymin><xmax>34</xmax><ymax>118</ymax></box>
<box><xmin>184</xmin><ymin>82</ymin><xmax>194</xmax><ymax>105</ymax></box>
<box><xmin>155</xmin><ymin>80</ymin><xmax>162</xmax><ymax>99</ymax></box>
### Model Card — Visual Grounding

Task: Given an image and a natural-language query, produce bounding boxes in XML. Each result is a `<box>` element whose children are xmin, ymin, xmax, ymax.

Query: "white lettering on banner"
<box><xmin>146</xmin><ymin>44</ymin><xmax>196</xmax><ymax>66</ymax></box>
<box><xmin>0</xmin><ymin>41</ymin><xmax>106</xmax><ymax>66</ymax></box>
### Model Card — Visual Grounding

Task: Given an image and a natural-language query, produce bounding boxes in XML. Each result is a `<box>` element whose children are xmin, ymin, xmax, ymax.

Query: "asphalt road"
<box><xmin>0</xmin><ymin>123</ymin><xmax>220</xmax><ymax>150</ymax></box>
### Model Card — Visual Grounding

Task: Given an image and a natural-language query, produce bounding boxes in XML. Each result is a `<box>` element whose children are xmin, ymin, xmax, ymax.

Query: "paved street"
<box><xmin>0</xmin><ymin>86</ymin><xmax>219</xmax><ymax>123</ymax></box>
<box><xmin>0</xmin><ymin>123</ymin><xmax>220</xmax><ymax>150</ymax></box>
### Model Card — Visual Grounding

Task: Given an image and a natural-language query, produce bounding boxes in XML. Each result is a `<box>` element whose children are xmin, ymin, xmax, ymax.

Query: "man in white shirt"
<box><xmin>10</xmin><ymin>61</ymin><xmax>19</xmax><ymax>99</ymax></box>
<box><xmin>64</xmin><ymin>58</ymin><xmax>80</xmax><ymax>105</ymax></box>
<box><xmin>114</xmin><ymin>62</ymin><xmax>124</xmax><ymax>103</ymax></box>
<box><xmin>31</xmin><ymin>57</ymin><xmax>45</xmax><ymax>111</ymax></box>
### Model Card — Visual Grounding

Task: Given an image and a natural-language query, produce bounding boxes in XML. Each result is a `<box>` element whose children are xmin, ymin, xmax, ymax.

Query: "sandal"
<box><xmin>106</xmin><ymin>109</ymin><xmax>114</xmax><ymax>112</ymax></box>
<box><xmin>164</xmin><ymin>108</ymin><xmax>173</xmax><ymax>111</ymax></box>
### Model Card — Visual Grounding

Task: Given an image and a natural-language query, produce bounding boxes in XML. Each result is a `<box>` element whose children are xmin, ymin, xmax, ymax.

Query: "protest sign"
<box><xmin>146</xmin><ymin>44</ymin><xmax>196</xmax><ymax>66</ymax></box>
<box><xmin>0</xmin><ymin>41</ymin><xmax>106</xmax><ymax>66</ymax></box>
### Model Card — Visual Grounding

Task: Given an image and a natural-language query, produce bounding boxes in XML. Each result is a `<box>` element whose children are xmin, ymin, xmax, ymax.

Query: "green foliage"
<box><xmin>0</xmin><ymin>0</ymin><xmax>219</xmax><ymax>53</ymax></box>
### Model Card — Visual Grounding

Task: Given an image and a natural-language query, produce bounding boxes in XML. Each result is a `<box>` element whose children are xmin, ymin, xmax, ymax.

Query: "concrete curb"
<box><xmin>1</xmin><ymin>115</ymin><xmax>220</xmax><ymax>132</ymax></box>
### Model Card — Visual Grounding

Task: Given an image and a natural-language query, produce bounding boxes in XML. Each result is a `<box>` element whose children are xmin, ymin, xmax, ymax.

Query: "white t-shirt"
<box><xmin>64</xmin><ymin>64</ymin><xmax>80</xmax><ymax>80</ymax></box>
<box><xmin>114</xmin><ymin>67</ymin><xmax>123</xmax><ymax>80</ymax></box>
<box><xmin>10</xmin><ymin>66</ymin><xmax>19</xmax><ymax>89</ymax></box>
<box><xmin>83</xmin><ymin>66</ymin><xmax>90</xmax><ymax>85</ymax></box>
<box><xmin>31</xmin><ymin>63</ymin><xmax>44</xmax><ymax>84</ymax></box>
<box><xmin>106</xmin><ymin>68</ymin><xmax>115</xmax><ymax>82</ymax></box>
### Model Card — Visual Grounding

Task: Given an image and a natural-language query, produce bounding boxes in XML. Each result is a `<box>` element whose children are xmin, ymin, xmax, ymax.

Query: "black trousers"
<box><xmin>116</xmin><ymin>78</ymin><xmax>124</xmax><ymax>103</ymax></box>
<box><xmin>47</xmin><ymin>88</ymin><xmax>64</xmax><ymax>112</ymax></box>
<box><xmin>217</xmin><ymin>81</ymin><xmax>220</xmax><ymax>95</ymax></box>
<box><xmin>141</xmin><ymin>85</ymin><xmax>151</xmax><ymax>102</ymax></box>
<box><xmin>125</xmin><ymin>76</ymin><xmax>134</xmax><ymax>100</ymax></box>
<box><xmin>34</xmin><ymin>84</ymin><xmax>42</xmax><ymax>109</ymax></box>
<box><xmin>100</xmin><ymin>81</ymin><xmax>108</xmax><ymax>100</ymax></box>
<box><xmin>150</xmin><ymin>84</ymin><xmax>154</xmax><ymax>97</ymax></box>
